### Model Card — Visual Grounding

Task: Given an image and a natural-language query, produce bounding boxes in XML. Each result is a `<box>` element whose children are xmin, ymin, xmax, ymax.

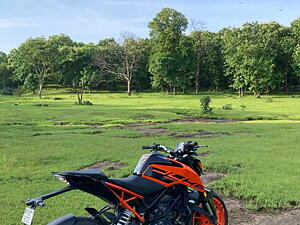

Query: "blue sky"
<box><xmin>0</xmin><ymin>0</ymin><xmax>299</xmax><ymax>53</ymax></box>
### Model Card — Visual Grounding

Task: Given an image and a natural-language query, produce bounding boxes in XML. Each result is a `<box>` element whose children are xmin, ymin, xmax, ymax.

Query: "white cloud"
<box><xmin>0</xmin><ymin>18</ymin><xmax>40</xmax><ymax>29</ymax></box>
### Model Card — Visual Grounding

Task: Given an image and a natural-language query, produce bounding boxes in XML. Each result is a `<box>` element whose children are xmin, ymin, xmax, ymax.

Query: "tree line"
<box><xmin>1</xmin><ymin>8</ymin><xmax>300</xmax><ymax>102</ymax></box>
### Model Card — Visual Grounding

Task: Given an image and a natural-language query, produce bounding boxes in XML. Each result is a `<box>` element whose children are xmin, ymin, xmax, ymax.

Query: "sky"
<box><xmin>0</xmin><ymin>0</ymin><xmax>299</xmax><ymax>53</ymax></box>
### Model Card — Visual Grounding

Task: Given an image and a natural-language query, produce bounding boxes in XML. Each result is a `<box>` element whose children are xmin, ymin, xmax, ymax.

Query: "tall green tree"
<box><xmin>191</xmin><ymin>31</ymin><xmax>225</xmax><ymax>91</ymax></box>
<box><xmin>223</xmin><ymin>22</ymin><xmax>283</xmax><ymax>97</ymax></box>
<box><xmin>132</xmin><ymin>39</ymin><xmax>152</xmax><ymax>92</ymax></box>
<box><xmin>148</xmin><ymin>8</ymin><xmax>189</xmax><ymax>93</ymax></box>
<box><xmin>291</xmin><ymin>18</ymin><xmax>300</xmax><ymax>40</ymax></box>
<box><xmin>275</xmin><ymin>26</ymin><xmax>297</xmax><ymax>93</ymax></box>
<box><xmin>291</xmin><ymin>18</ymin><xmax>300</xmax><ymax>83</ymax></box>
<box><xmin>59</xmin><ymin>43</ymin><xmax>96</xmax><ymax>104</ymax></box>
<box><xmin>0</xmin><ymin>52</ymin><xmax>14</xmax><ymax>94</ymax></box>
<box><xmin>9</xmin><ymin>37</ymin><xmax>62</xmax><ymax>98</ymax></box>
<box><xmin>94</xmin><ymin>36</ymin><xmax>144</xmax><ymax>95</ymax></box>
<box><xmin>294</xmin><ymin>45</ymin><xmax>300</xmax><ymax>75</ymax></box>
<box><xmin>176</xmin><ymin>35</ymin><xmax>194</xmax><ymax>93</ymax></box>
<box><xmin>0</xmin><ymin>51</ymin><xmax>6</xmax><ymax>63</ymax></box>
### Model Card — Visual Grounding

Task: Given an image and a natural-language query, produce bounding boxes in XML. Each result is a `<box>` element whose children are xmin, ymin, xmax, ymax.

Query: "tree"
<box><xmin>148</xmin><ymin>8</ymin><xmax>189</xmax><ymax>93</ymax></box>
<box><xmin>132</xmin><ymin>39</ymin><xmax>152</xmax><ymax>92</ymax></box>
<box><xmin>294</xmin><ymin>45</ymin><xmax>300</xmax><ymax>75</ymax></box>
<box><xmin>0</xmin><ymin>51</ymin><xmax>6</xmax><ymax>63</ymax></box>
<box><xmin>190</xmin><ymin>20</ymin><xmax>206</xmax><ymax>93</ymax></box>
<box><xmin>9</xmin><ymin>37</ymin><xmax>60</xmax><ymax>98</ymax></box>
<box><xmin>222</xmin><ymin>22</ymin><xmax>283</xmax><ymax>97</ymax></box>
<box><xmin>275</xmin><ymin>26</ymin><xmax>297</xmax><ymax>93</ymax></box>
<box><xmin>176</xmin><ymin>35</ymin><xmax>194</xmax><ymax>93</ymax></box>
<box><xmin>191</xmin><ymin>30</ymin><xmax>225</xmax><ymax>91</ymax></box>
<box><xmin>94</xmin><ymin>35</ymin><xmax>144</xmax><ymax>96</ymax></box>
<box><xmin>291</xmin><ymin>18</ymin><xmax>300</xmax><ymax>85</ymax></box>
<box><xmin>0</xmin><ymin>52</ymin><xmax>14</xmax><ymax>94</ymax></box>
<box><xmin>291</xmin><ymin>18</ymin><xmax>300</xmax><ymax>40</ymax></box>
<box><xmin>59</xmin><ymin>43</ymin><xmax>96</xmax><ymax>104</ymax></box>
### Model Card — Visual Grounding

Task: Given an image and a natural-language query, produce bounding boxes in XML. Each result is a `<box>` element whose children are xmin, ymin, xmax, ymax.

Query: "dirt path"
<box><xmin>203</xmin><ymin>172</ymin><xmax>300</xmax><ymax>225</ymax></box>
<box><xmin>225</xmin><ymin>197</ymin><xmax>300</xmax><ymax>225</ymax></box>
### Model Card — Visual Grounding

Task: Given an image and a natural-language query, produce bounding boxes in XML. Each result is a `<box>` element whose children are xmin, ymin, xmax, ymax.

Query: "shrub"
<box><xmin>13</xmin><ymin>87</ymin><xmax>24</xmax><ymax>96</ymax></box>
<box><xmin>221</xmin><ymin>104</ymin><xmax>233</xmax><ymax>110</ymax></box>
<box><xmin>0</xmin><ymin>87</ymin><xmax>14</xmax><ymax>95</ymax></box>
<box><xmin>266</xmin><ymin>98</ymin><xmax>273</xmax><ymax>102</ymax></box>
<box><xmin>83</xmin><ymin>101</ymin><xmax>93</xmax><ymax>105</ymax></box>
<box><xmin>200</xmin><ymin>96</ymin><xmax>212</xmax><ymax>114</ymax></box>
<box><xmin>240</xmin><ymin>105</ymin><xmax>247</xmax><ymax>111</ymax></box>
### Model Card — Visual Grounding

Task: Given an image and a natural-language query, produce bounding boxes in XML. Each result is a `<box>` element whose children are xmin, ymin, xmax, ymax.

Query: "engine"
<box><xmin>130</xmin><ymin>186</ymin><xmax>189</xmax><ymax>225</ymax></box>
<box><xmin>148</xmin><ymin>194</ymin><xmax>176</xmax><ymax>225</ymax></box>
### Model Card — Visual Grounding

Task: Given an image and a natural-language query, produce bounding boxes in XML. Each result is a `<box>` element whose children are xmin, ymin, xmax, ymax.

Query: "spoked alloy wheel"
<box><xmin>193</xmin><ymin>194</ymin><xmax>228</xmax><ymax>225</ymax></box>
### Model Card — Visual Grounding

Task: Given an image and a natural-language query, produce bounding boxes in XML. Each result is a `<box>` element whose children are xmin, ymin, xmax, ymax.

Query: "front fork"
<box><xmin>201</xmin><ymin>189</ymin><xmax>218</xmax><ymax>225</ymax></box>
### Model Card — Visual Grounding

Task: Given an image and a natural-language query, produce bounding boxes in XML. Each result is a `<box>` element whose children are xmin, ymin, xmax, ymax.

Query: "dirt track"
<box><xmin>225</xmin><ymin>197</ymin><xmax>300</xmax><ymax>225</ymax></box>
<box><xmin>203</xmin><ymin>173</ymin><xmax>300</xmax><ymax>225</ymax></box>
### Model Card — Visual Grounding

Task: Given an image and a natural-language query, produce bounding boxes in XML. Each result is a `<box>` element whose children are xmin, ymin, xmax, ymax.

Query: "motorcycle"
<box><xmin>22</xmin><ymin>141</ymin><xmax>228</xmax><ymax>225</ymax></box>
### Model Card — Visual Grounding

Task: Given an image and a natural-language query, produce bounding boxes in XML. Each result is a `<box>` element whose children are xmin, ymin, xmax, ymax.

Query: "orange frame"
<box><xmin>105</xmin><ymin>182</ymin><xmax>145</xmax><ymax>223</ymax></box>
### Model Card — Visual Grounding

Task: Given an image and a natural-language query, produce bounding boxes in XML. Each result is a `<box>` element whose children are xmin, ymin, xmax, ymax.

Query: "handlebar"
<box><xmin>197</xmin><ymin>145</ymin><xmax>208</xmax><ymax>148</ymax></box>
<box><xmin>142</xmin><ymin>145</ymin><xmax>155</xmax><ymax>149</ymax></box>
<box><xmin>142</xmin><ymin>141</ymin><xmax>208</xmax><ymax>157</ymax></box>
<box><xmin>142</xmin><ymin>144</ymin><xmax>171</xmax><ymax>153</ymax></box>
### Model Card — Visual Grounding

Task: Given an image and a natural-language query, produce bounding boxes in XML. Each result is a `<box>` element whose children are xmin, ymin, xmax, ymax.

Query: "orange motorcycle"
<box><xmin>22</xmin><ymin>141</ymin><xmax>228</xmax><ymax>225</ymax></box>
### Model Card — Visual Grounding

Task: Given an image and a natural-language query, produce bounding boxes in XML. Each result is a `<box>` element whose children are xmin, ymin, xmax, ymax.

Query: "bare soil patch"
<box><xmin>119</xmin><ymin>117</ymin><xmax>240</xmax><ymax>129</ymax></box>
<box><xmin>35</xmin><ymin>104</ymin><xmax>48</xmax><ymax>107</ymax></box>
<box><xmin>198</xmin><ymin>151</ymin><xmax>213</xmax><ymax>157</ymax></box>
<box><xmin>82</xmin><ymin>122</ymin><xmax>103</xmax><ymax>127</ymax></box>
<box><xmin>48</xmin><ymin>117</ymin><xmax>66</xmax><ymax>121</ymax></box>
<box><xmin>203</xmin><ymin>172</ymin><xmax>300</xmax><ymax>225</ymax></box>
<box><xmin>84</xmin><ymin>131</ymin><xmax>102</xmax><ymax>135</ymax></box>
<box><xmin>52</xmin><ymin>97</ymin><xmax>63</xmax><ymax>100</ymax></box>
<box><xmin>173</xmin><ymin>118</ymin><xmax>240</xmax><ymax>123</ymax></box>
<box><xmin>202</xmin><ymin>171</ymin><xmax>226</xmax><ymax>184</ymax></box>
<box><xmin>54</xmin><ymin>122</ymin><xmax>72</xmax><ymax>126</ymax></box>
<box><xmin>31</xmin><ymin>132</ymin><xmax>75</xmax><ymax>137</ymax></box>
<box><xmin>135</xmin><ymin>127</ymin><xmax>167</xmax><ymax>134</ymax></box>
<box><xmin>132</xmin><ymin>127</ymin><xmax>251</xmax><ymax>139</ymax></box>
<box><xmin>81</xmin><ymin>160</ymin><xmax>127</xmax><ymax>171</ymax></box>
<box><xmin>224</xmin><ymin>197</ymin><xmax>300</xmax><ymax>225</ymax></box>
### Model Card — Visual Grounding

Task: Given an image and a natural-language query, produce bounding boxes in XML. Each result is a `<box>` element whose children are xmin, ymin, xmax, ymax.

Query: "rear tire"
<box><xmin>193</xmin><ymin>192</ymin><xmax>228</xmax><ymax>225</ymax></box>
<box><xmin>74</xmin><ymin>217</ymin><xmax>102</xmax><ymax>225</ymax></box>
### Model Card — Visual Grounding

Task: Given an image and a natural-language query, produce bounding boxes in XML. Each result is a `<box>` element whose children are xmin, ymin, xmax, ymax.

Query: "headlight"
<box><xmin>54</xmin><ymin>174</ymin><xmax>70</xmax><ymax>185</ymax></box>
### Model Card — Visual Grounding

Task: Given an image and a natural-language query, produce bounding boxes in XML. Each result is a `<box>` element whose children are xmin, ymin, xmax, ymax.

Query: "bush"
<box><xmin>83</xmin><ymin>101</ymin><xmax>93</xmax><ymax>105</ymax></box>
<box><xmin>0</xmin><ymin>87</ymin><xmax>14</xmax><ymax>95</ymax></box>
<box><xmin>240</xmin><ymin>105</ymin><xmax>247</xmax><ymax>111</ymax></box>
<box><xmin>200</xmin><ymin>96</ymin><xmax>212</xmax><ymax>114</ymax></box>
<box><xmin>13</xmin><ymin>87</ymin><xmax>24</xmax><ymax>96</ymax></box>
<box><xmin>266</xmin><ymin>98</ymin><xmax>273</xmax><ymax>102</ymax></box>
<box><xmin>221</xmin><ymin>104</ymin><xmax>233</xmax><ymax>110</ymax></box>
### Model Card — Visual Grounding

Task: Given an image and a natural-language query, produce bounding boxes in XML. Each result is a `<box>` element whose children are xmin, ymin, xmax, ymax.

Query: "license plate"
<box><xmin>21</xmin><ymin>207</ymin><xmax>35</xmax><ymax>225</ymax></box>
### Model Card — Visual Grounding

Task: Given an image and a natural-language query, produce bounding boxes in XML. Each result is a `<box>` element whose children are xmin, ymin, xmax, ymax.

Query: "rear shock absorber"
<box><xmin>117</xmin><ymin>209</ymin><xmax>133</xmax><ymax>225</ymax></box>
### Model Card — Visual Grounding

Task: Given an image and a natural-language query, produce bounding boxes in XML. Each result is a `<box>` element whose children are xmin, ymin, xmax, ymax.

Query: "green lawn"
<box><xmin>0</xmin><ymin>90</ymin><xmax>299</xmax><ymax>224</ymax></box>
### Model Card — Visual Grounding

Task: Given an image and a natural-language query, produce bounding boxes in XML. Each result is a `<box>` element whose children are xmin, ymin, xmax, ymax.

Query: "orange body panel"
<box><xmin>142</xmin><ymin>158</ymin><xmax>205</xmax><ymax>192</ymax></box>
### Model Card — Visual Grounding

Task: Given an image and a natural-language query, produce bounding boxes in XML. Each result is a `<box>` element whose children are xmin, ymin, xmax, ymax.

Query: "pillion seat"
<box><xmin>59</xmin><ymin>169</ymin><xmax>108</xmax><ymax>180</ymax></box>
<box><xmin>108</xmin><ymin>175</ymin><xmax>164</xmax><ymax>196</ymax></box>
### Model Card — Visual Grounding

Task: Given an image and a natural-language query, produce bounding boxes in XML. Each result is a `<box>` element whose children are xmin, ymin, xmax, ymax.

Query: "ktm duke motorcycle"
<box><xmin>22</xmin><ymin>141</ymin><xmax>228</xmax><ymax>225</ymax></box>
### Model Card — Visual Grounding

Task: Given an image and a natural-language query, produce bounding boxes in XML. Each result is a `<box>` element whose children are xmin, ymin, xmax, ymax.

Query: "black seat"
<box><xmin>59</xmin><ymin>169</ymin><xmax>107</xmax><ymax>180</ymax></box>
<box><xmin>108</xmin><ymin>175</ymin><xmax>164</xmax><ymax>196</ymax></box>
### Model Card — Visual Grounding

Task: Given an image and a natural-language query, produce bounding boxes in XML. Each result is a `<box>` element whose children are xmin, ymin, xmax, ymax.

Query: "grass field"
<box><xmin>0</xmin><ymin>90</ymin><xmax>299</xmax><ymax>225</ymax></box>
